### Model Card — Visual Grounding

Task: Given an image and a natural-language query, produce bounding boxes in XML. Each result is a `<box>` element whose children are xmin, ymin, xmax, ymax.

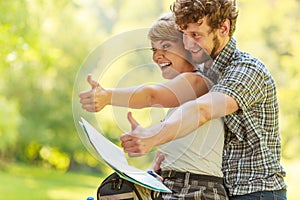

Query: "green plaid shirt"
<box><xmin>200</xmin><ymin>38</ymin><xmax>287</xmax><ymax>196</ymax></box>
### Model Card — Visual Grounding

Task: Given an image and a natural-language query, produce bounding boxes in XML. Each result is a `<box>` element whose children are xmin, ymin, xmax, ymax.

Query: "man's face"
<box><xmin>181</xmin><ymin>17</ymin><xmax>221</xmax><ymax>64</ymax></box>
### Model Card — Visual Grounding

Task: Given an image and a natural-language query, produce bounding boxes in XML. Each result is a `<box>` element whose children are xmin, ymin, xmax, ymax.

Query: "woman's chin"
<box><xmin>162</xmin><ymin>72</ymin><xmax>177</xmax><ymax>80</ymax></box>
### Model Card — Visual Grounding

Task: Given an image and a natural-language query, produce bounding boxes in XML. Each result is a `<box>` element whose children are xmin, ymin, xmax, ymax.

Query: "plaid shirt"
<box><xmin>200</xmin><ymin>38</ymin><xmax>287</xmax><ymax>196</ymax></box>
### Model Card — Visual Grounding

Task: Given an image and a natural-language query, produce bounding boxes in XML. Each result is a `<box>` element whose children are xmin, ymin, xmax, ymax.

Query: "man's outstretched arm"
<box><xmin>120</xmin><ymin>91</ymin><xmax>238</xmax><ymax>156</ymax></box>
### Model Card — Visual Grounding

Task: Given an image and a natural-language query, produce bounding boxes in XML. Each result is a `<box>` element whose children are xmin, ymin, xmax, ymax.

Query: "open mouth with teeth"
<box><xmin>159</xmin><ymin>62</ymin><xmax>172</xmax><ymax>69</ymax></box>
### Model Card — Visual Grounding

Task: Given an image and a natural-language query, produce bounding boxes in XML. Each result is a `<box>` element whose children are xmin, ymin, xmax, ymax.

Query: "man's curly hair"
<box><xmin>171</xmin><ymin>0</ymin><xmax>238</xmax><ymax>37</ymax></box>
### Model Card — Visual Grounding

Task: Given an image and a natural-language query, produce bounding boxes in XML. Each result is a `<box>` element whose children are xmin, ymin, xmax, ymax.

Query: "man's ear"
<box><xmin>219</xmin><ymin>19</ymin><xmax>230</xmax><ymax>37</ymax></box>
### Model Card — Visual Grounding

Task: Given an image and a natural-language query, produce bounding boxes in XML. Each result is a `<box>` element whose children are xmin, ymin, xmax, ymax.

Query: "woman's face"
<box><xmin>151</xmin><ymin>39</ymin><xmax>195</xmax><ymax>79</ymax></box>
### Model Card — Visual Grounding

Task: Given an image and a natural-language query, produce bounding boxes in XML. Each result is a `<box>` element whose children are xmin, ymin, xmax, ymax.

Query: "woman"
<box><xmin>79</xmin><ymin>13</ymin><xmax>228</xmax><ymax>200</ymax></box>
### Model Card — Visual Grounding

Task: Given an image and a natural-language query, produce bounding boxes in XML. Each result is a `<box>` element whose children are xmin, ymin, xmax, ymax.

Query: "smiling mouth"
<box><xmin>159</xmin><ymin>62</ymin><xmax>172</xmax><ymax>69</ymax></box>
<box><xmin>190</xmin><ymin>49</ymin><xmax>202</xmax><ymax>54</ymax></box>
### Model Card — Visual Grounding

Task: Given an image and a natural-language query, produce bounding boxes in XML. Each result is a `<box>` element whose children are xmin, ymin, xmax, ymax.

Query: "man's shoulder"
<box><xmin>226</xmin><ymin>38</ymin><xmax>266</xmax><ymax>69</ymax></box>
<box><xmin>227</xmin><ymin>49</ymin><xmax>271</xmax><ymax>77</ymax></box>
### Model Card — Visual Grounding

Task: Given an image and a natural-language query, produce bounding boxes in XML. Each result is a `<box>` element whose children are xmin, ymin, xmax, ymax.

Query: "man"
<box><xmin>80</xmin><ymin>12</ymin><xmax>228</xmax><ymax>199</ymax></box>
<box><xmin>121</xmin><ymin>0</ymin><xmax>287</xmax><ymax>199</ymax></box>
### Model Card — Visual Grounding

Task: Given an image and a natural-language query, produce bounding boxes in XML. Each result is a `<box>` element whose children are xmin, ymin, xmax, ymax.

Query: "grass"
<box><xmin>0</xmin><ymin>163</ymin><xmax>104</xmax><ymax>200</ymax></box>
<box><xmin>0</xmin><ymin>160</ymin><xmax>299</xmax><ymax>199</ymax></box>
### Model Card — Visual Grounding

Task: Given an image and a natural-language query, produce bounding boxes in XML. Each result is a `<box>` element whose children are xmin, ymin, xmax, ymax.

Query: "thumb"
<box><xmin>156</xmin><ymin>151</ymin><xmax>165</xmax><ymax>164</ymax></box>
<box><xmin>87</xmin><ymin>74</ymin><xmax>99</xmax><ymax>89</ymax></box>
<box><xmin>127</xmin><ymin>112</ymin><xmax>140</xmax><ymax>130</ymax></box>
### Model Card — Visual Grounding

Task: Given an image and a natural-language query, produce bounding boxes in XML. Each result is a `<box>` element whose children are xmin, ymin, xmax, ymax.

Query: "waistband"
<box><xmin>161</xmin><ymin>170</ymin><xmax>224</xmax><ymax>184</ymax></box>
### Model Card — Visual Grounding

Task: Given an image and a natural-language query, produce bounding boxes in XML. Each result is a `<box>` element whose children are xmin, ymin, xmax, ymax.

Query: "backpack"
<box><xmin>97</xmin><ymin>172</ymin><xmax>158</xmax><ymax>200</ymax></box>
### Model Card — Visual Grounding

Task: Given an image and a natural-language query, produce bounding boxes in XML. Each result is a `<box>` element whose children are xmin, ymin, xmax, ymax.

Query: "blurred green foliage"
<box><xmin>0</xmin><ymin>0</ymin><xmax>299</xmax><ymax>173</ymax></box>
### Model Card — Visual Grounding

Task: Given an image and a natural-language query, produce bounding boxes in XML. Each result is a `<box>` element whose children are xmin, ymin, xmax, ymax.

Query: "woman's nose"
<box><xmin>153</xmin><ymin>49</ymin><xmax>164</xmax><ymax>61</ymax></box>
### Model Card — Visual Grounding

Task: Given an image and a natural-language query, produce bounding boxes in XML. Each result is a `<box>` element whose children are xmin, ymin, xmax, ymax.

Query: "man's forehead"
<box><xmin>182</xmin><ymin>24</ymin><xmax>203</xmax><ymax>33</ymax></box>
<box><xmin>181</xmin><ymin>17</ymin><xmax>207</xmax><ymax>32</ymax></box>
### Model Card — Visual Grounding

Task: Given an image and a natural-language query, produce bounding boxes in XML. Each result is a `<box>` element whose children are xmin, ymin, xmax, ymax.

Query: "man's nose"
<box><xmin>183</xmin><ymin>34</ymin><xmax>195</xmax><ymax>50</ymax></box>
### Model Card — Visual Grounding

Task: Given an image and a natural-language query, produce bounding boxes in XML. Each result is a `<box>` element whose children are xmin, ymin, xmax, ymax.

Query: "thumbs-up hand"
<box><xmin>127</xmin><ymin>111</ymin><xmax>139</xmax><ymax>130</ymax></box>
<box><xmin>120</xmin><ymin>112</ymin><xmax>158</xmax><ymax>157</ymax></box>
<box><xmin>79</xmin><ymin>74</ymin><xmax>110</xmax><ymax>112</ymax></box>
<box><xmin>87</xmin><ymin>74</ymin><xmax>99</xmax><ymax>89</ymax></box>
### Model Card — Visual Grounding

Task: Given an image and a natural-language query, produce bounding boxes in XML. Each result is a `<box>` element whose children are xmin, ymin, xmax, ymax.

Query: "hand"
<box><xmin>148</xmin><ymin>151</ymin><xmax>164</xmax><ymax>181</ymax></box>
<box><xmin>150</xmin><ymin>151</ymin><xmax>165</xmax><ymax>173</ymax></box>
<box><xmin>79</xmin><ymin>74</ymin><xmax>110</xmax><ymax>112</ymax></box>
<box><xmin>120</xmin><ymin>112</ymin><xmax>157</xmax><ymax>157</ymax></box>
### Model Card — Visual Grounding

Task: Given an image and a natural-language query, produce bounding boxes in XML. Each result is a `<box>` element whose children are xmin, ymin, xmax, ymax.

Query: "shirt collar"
<box><xmin>212</xmin><ymin>37</ymin><xmax>237</xmax><ymax>72</ymax></box>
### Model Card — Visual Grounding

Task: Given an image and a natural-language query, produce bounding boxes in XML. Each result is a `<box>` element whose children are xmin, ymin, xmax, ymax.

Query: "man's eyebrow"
<box><xmin>197</xmin><ymin>19</ymin><xmax>204</xmax><ymax>26</ymax></box>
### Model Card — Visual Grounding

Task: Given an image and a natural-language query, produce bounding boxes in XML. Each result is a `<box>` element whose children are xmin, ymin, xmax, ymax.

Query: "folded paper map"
<box><xmin>79</xmin><ymin>117</ymin><xmax>171</xmax><ymax>193</ymax></box>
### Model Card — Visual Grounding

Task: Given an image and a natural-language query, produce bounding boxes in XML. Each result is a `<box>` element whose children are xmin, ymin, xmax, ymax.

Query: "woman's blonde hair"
<box><xmin>148</xmin><ymin>12</ymin><xmax>182</xmax><ymax>42</ymax></box>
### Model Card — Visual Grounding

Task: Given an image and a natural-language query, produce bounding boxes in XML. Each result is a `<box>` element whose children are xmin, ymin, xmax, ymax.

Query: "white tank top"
<box><xmin>158</xmin><ymin>108</ymin><xmax>224</xmax><ymax>177</ymax></box>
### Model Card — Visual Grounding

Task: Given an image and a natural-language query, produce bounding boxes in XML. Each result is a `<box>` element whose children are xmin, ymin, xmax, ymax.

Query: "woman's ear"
<box><xmin>219</xmin><ymin>19</ymin><xmax>230</xmax><ymax>37</ymax></box>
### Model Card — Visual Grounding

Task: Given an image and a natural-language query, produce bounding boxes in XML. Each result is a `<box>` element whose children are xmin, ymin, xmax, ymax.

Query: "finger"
<box><xmin>81</xmin><ymin>104</ymin><xmax>97</xmax><ymax>112</ymax></box>
<box><xmin>87</xmin><ymin>74</ymin><xmax>99</xmax><ymax>89</ymax></box>
<box><xmin>122</xmin><ymin>143</ymin><xmax>144</xmax><ymax>156</ymax></box>
<box><xmin>120</xmin><ymin>135</ymin><xmax>141</xmax><ymax>150</ymax></box>
<box><xmin>156</xmin><ymin>174</ymin><xmax>164</xmax><ymax>181</ymax></box>
<box><xmin>120</xmin><ymin>133</ymin><xmax>136</xmax><ymax>143</ymax></box>
<box><xmin>156</xmin><ymin>152</ymin><xmax>165</xmax><ymax>163</ymax></box>
<box><xmin>121</xmin><ymin>137</ymin><xmax>145</xmax><ymax>157</ymax></box>
<box><xmin>127</xmin><ymin>112</ymin><xmax>140</xmax><ymax>130</ymax></box>
<box><xmin>79</xmin><ymin>90</ymin><xmax>94</xmax><ymax>98</ymax></box>
<box><xmin>79</xmin><ymin>97</ymin><xmax>94</xmax><ymax>105</ymax></box>
<box><xmin>80</xmin><ymin>99</ymin><xmax>98</xmax><ymax>111</ymax></box>
<box><xmin>79</xmin><ymin>96</ymin><xmax>98</xmax><ymax>111</ymax></box>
